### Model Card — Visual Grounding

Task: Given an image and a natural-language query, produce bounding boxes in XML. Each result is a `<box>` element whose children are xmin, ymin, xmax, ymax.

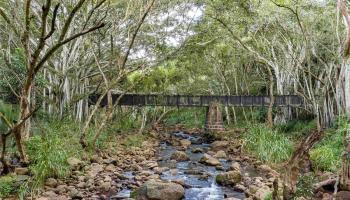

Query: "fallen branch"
<box><xmin>313</xmin><ymin>178</ymin><xmax>337</xmax><ymax>192</ymax></box>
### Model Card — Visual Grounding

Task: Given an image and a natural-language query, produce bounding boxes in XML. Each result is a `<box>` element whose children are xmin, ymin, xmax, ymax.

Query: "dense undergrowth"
<box><xmin>0</xmin><ymin>115</ymin><xmax>148</xmax><ymax>198</ymax></box>
<box><xmin>165</xmin><ymin>108</ymin><xmax>206</xmax><ymax>128</ymax></box>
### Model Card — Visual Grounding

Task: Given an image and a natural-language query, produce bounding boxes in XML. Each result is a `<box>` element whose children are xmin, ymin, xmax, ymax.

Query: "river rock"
<box><xmin>257</xmin><ymin>164</ymin><xmax>279</xmax><ymax>177</ymax></box>
<box><xmin>254</xmin><ymin>185</ymin><xmax>271</xmax><ymax>199</ymax></box>
<box><xmin>214</xmin><ymin>150</ymin><xmax>227</xmax><ymax>159</ymax></box>
<box><xmin>200</xmin><ymin>154</ymin><xmax>221</xmax><ymax>166</ymax></box>
<box><xmin>55</xmin><ymin>185</ymin><xmax>68</xmax><ymax>194</ymax></box>
<box><xmin>170</xmin><ymin>151</ymin><xmax>189</xmax><ymax>161</ymax></box>
<box><xmin>87</xmin><ymin>163</ymin><xmax>104</xmax><ymax>178</ymax></box>
<box><xmin>215</xmin><ymin>170</ymin><xmax>241</xmax><ymax>186</ymax></box>
<box><xmin>134</xmin><ymin>180</ymin><xmax>185</xmax><ymax>200</ymax></box>
<box><xmin>67</xmin><ymin>157</ymin><xmax>83</xmax><ymax>170</ymax></box>
<box><xmin>105</xmin><ymin>164</ymin><xmax>116</xmax><ymax>172</ymax></box>
<box><xmin>153</xmin><ymin>167</ymin><xmax>169</xmax><ymax>174</ymax></box>
<box><xmin>145</xmin><ymin>161</ymin><xmax>158</xmax><ymax>169</ymax></box>
<box><xmin>101</xmin><ymin>181</ymin><xmax>112</xmax><ymax>192</ymax></box>
<box><xmin>233</xmin><ymin>184</ymin><xmax>246</xmax><ymax>192</ymax></box>
<box><xmin>69</xmin><ymin>187</ymin><xmax>83</xmax><ymax>199</ymax></box>
<box><xmin>230</xmin><ymin>162</ymin><xmax>240</xmax><ymax>171</ymax></box>
<box><xmin>211</xmin><ymin>141</ymin><xmax>229</xmax><ymax>151</ymax></box>
<box><xmin>191</xmin><ymin>148</ymin><xmax>203</xmax><ymax>153</ymax></box>
<box><xmin>91</xmin><ymin>154</ymin><xmax>103</xmax><ymax>164</ymax></box>
<box><xmin>45</xmin><ymin>178</ymin><xmax>58</xmax><ymax>187</ymax></box>
<box><xmin>180</xmin><ymin>139</ymin><xmax>191</xmax><ymax>148</ymax></box>
<box><xmin>15</xmin><ymin>167</ymin><xmax>29</xmax><ymax>175</ymax></box>
<box><xmin>43</xmin><ymin>191</ymin><xmax>57</xmax><ymax>198</ymax></box>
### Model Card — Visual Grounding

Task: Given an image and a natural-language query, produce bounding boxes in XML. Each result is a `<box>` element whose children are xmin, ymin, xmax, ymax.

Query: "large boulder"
<box><xmin>134</xmin><ymin>180</ymin><xmax>185</xmax><ymax>200</ymax></box>
<box><xmin>215</xmin><ymin>170</ymin><xmax>241</xmax><ymax>186</ymax></box>
<box><xmin>211</xmin><ymin>141</ymin><xmax>229</xmax><ymax>151</ymax></box>
<box><xmin>170</xmin><ymin>151</ymin><xmax>189</xmax><ymax>161</ymax></box>
<box><xmin>200</xmin><ymin>154</ymin><xmax>221</xmax><ymax>166</ymax></box>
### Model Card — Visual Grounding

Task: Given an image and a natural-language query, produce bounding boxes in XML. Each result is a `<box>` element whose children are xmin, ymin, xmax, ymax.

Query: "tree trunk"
<box><xmin>340</xmin><ymin>130</ymin><xmax>350</xmax><ymax>190</ymax></box>
<box><xmin>267</xmin><ymin>67</ymin><xmax>274</xmax><ymax>128</ymax></box>
<box><xmin>282</xmin><ymin>130</ymin><xmax>322</xmax><ymax>199</ymax></box>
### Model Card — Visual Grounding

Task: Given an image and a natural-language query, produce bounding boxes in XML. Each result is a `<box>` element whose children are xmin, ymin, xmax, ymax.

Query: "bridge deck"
<box><xmin>90</xmin><ymin>94</ymin><xmax>303</xmax><ymax>107</ymax></box>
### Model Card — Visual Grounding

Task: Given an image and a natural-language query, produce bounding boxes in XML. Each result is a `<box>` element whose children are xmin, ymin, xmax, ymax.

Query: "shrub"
<box><xmin>26</xmin><ymin>134</ymin><xmax>71</xmax><ymax>185</ymax></box>
<box><xmin>294</xmin><ymin>173</ymin><xmax>318</xmax><ymax>198</ymax></box>
<box><xmin>0</xmin><ymin>175</ymin><xmax>16</xmax><ymax>197</ymax></box>
<box><xmin>243</xmin><ymin>123</ymin><xmax>294</xmax><ymax>163</ymax></box>
<box><xmin>26</xmin><ymin>120</ymin><xmax>82</xmax><ymax>185</ymax></box>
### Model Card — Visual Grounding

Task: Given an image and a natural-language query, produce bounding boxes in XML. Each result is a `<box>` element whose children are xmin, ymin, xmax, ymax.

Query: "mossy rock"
<box><xmin>215</xmin><ymin>170</ymin><xmax>241</xmax><ymax>186</ymax></box>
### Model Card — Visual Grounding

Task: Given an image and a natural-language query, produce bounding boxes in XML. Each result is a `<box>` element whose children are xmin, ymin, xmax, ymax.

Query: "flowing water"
<box><xmin>116</xmin><ymin>131</ymin><xmax>253</xmax><ymax>200</ymax></box>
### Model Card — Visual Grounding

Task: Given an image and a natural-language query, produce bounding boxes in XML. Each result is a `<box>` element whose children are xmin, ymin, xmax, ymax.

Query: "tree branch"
<box><xmin>34</xmin><ymin>23</ymin><xmax>105</xmax><ymax>74</ymax></box>
<box><xmin>59</xmin><ymin>0</ymin><xmax>86</xmax><ymax>41</ymax></box>
<box><xmin>0</xmin><ymin>7</ymin><xmax>19</xmax><ymax>36</ymax></box>
<box><xmin>44</xmin><ymin>3</ymin><xmax>60</xmax><ymax>40</ymax></box>
<box><xmin>337</xmin><ymin>0</ymin><xmax>350</xmax><ymax>57</ymax></box>
<box><xmin>31</xmin><ymin>0</ymin><xmax>52</xmax><ymax>68</ymax></box>
<box><xmin>120</xmin><ymin>0</ymin><xmax>156</xmax><ymax>69</ymax></box>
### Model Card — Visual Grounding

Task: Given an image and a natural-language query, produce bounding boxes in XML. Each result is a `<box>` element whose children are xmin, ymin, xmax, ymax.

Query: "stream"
<box><xmin>115</xmin><ymin>131</ymin><xmax>259</xmax><ymax>200</ymax></box>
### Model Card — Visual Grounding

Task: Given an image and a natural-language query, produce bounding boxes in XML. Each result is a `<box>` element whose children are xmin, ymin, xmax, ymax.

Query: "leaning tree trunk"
<box><xmin>14</xmin><ymin>76</ymin><xmax>34</xmax><ymax>162</ymax></box>
<box><xmin>282</xmin><ymin>130</ymin><xmax>323</xmax><ymax>199</ymax></box>
<box><xmin>266</xmin><ymin>67</ymin><xmax>275</xmax><ymax>128</ymax></box>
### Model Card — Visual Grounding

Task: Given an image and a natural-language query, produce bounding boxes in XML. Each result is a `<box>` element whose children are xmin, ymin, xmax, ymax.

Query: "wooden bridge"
<box><xmin>90</xmin><ymin>94</ymin><xmax>303</xmax><ymax>107</ymax></box>
<box><xmin>90</xmin><ymin>93</ymin><xmax>303</xmax><ymax>132</ymax></box>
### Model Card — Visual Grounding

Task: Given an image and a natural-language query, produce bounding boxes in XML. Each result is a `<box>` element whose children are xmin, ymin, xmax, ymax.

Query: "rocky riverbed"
<box><xmin>35</xmin><ymin>130</ymin><xmax>281</xmax><ymax>200</ymax></box>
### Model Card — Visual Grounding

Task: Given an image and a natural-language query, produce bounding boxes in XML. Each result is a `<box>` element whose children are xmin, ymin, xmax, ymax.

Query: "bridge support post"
<box><xmin>205</xmin><ymin>102</ymin><xmax>225</xmax><ymax>132</ymax></box>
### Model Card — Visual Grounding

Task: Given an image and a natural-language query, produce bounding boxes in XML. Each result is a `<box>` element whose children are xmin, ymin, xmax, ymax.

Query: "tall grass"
<box><xmin>26</xmin><ymin>120</ymin><xmax>82</xmax><ymax>186</ymax></box>
<box><xmin>243</xmin><ymin>123</ymin><xmax>294</xmax><ymax>163</ymax></box>
<box><xmin>276</xmin><ymin>119</ymin><xmax>316</xmax><ymax>139</ymax></box>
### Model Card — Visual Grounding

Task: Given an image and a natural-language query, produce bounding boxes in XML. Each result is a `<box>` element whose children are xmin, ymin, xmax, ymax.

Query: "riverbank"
<box><xmin>30</xmin><ymin>127</ymin><xmax>281</xmax><ymax>200</ymax></box>
<box><xmin>1</xmin><ymin>124</ymin><xmax>346</xmax><ymax>200</ymax></box>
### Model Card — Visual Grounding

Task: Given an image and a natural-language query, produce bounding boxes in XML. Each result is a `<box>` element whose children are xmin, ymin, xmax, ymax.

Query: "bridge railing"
<box><xmin>89</xmin><ymin>94</ymin><xmax>303</xmax><ymax>107</ymax></box>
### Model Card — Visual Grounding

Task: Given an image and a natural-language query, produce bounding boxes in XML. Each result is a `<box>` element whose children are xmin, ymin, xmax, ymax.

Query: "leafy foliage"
<box><xmin>294</xmin><ymin>173</ymin><xmax>318</xmax><ymax>198</ymax></box>
<box><xmin>0</xmin><ymin>101</ymin><xmax>18</xmax><ymax>133</ymax></box>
